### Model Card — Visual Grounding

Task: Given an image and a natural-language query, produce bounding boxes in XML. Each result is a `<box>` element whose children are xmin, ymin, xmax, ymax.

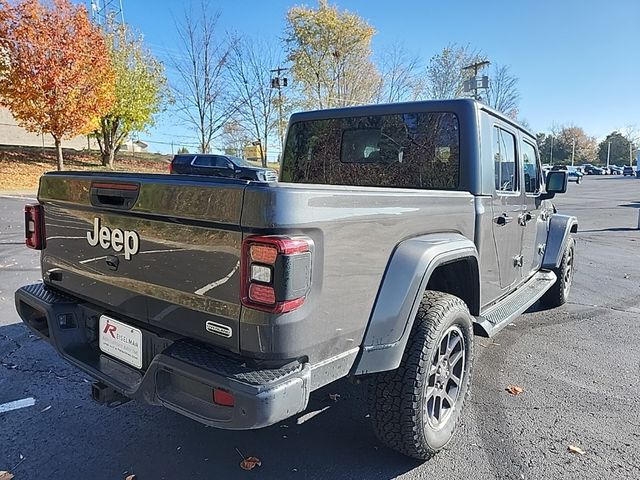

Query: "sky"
<box><xmin>115</xmin><ymin>0</ymin><xmax>640</xmax><ymax>154</ymax></box>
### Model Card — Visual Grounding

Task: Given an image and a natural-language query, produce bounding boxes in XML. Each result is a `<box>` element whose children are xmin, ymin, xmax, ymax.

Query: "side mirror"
<box><xmin>541</xmin><ymin>170</ymin><xmax>568</xmax><ymax>199</ymax></box>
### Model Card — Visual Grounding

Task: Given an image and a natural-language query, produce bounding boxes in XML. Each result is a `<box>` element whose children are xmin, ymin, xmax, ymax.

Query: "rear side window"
<box><xmin>492</xmin><ymin>127</ymin><xmax>518</xmax><ymax>193</ymax></box>
<box><xmin>281</xmin><ymin>112</ymin><xmax>460</xmax><ymax>189</ymax></box>
<box><xmin>193</xmin><ymin>156</ymin><xmax>213</xmax><ymax>166</ymax></box>
<box><xmin>173</xmin><ymin>155</ymin><xmax>194</xmax><ymax>164</ymax></box>
<box><xmin>193</xmin><ymin>156</ymin><xmax>228</xmax><ymax>167</ymax></box>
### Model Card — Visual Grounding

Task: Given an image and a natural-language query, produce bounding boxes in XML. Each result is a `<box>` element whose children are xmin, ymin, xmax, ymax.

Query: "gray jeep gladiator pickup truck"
<box><xmin>15</xmin><ymin>99</ymin><xmax>576</xmax><ymax>459</ymax></box>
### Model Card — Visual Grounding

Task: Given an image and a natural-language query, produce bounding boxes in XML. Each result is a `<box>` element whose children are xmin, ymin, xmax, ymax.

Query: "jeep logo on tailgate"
<box><xmin>87</xmin><ymin>217</ymin><xmax>140</xmax><ymax>260</ymax></box>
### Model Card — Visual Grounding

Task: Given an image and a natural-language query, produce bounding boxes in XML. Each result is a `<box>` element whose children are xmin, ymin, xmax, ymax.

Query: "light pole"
<box><xmin>270</xmin><ymin>67</ymin><xmax>288</xmax><ymax>162</ymax></box>
<box><xmin>606</xmin><ymin>141</ymin><xmax>611</xmax><ymax>168</ymax></box>
<box><xmin>571</xmin><ymin>138</ymin><xmax>576</xmax><ymax>167</ymax></box>
<box><xmin>550</xmin><ymin>136</ymin><xmax>554</xmax><ymax>165</ymax></box>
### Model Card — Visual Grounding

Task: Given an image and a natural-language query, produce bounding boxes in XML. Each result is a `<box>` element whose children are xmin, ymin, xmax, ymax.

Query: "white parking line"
<box><xmin>0</xmin><ymin>397</ymin><xmax>36</xmax><ymax>414</ymax></box>
<box><xmin>79</xmin><ymin>248</ymin><xmax>185</xmax><ymax>264</ymax></box>
<box><xmin>46</xmin><ymin>224</ymin><xmax>89</xmax><ymax>231</ymax></box>
<box><xmin>0</xmin><ymin>195</ymin><xmax>37</xmax><ymax>202</ymax></box>
<box><xmin>194</xmin><ymin>261</ymin><xmax>240</xmax><ymax>296</ymax></box>
<box><xmin>46</xmin><ymin>236</ymin><xmax>85</xmax><ymax>240</ymax></box>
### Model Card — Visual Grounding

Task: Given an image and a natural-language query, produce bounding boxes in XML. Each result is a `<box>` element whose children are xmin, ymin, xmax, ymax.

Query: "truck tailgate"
<box><xmin>38</xmin><ymin>172</ymin><xmax>245</xmax><ymax>352</ymax></box>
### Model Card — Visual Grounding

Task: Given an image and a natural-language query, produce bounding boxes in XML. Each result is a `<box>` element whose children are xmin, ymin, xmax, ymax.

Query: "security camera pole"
<box><xmin>271</xmin><ymin>67</ymin><xmax>288</xmax><ymax>162</ymax></box>
<box><xmin>462</xmin><ymin>61</ymin><xmax>490</xmax><ymax>100</ymax></box>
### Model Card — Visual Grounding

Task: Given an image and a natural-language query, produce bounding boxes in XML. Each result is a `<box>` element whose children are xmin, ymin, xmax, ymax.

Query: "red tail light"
<box><xmin>168</xmin><ymin>161</ymin><xmax>173</xmax><ymax>174</ymax></box>
<box><xmin>25</xmin><ymin>204</ymin><xmax>45</xmax><ymax>250</ymax></box>
<box><xmin>212</xmin><ymin>388</ymin><xmax>235</xmax><ymax>407</ymax></box>
<box><xmin>241</xmin><ymin>235</ymin><xmax>312</xmax><ymax>313</ymax></box>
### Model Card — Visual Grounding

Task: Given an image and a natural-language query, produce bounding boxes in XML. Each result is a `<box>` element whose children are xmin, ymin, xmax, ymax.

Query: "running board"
<box><xmin>474</xmin><ymin>270</ymin><xmax>557</xmax><ymax>338</ymax></box>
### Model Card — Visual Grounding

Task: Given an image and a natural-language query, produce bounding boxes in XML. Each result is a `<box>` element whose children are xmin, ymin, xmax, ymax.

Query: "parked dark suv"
<box><xmin>170</xmin><ymin>154</ymin><xmax>278</xmax><ymax>182</ymax></box>
<box><xmin>623</xmin><ymin>165</ymin><xmax>635</xmax><ymax>176</ymax></box>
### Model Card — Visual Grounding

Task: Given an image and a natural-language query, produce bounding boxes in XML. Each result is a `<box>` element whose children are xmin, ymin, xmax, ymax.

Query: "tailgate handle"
<box><xmin>90</xmin><ymin>182</ymin><xmax>139</xmax><ymax>210</ymax></box>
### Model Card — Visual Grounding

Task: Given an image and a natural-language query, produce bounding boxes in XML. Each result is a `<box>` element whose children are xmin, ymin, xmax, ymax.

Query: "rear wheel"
<box><xmin>368</xmin><ymin>291</ymin><xmax>473</xmax><ymax>460</ymax></box>
<box><xmin>541</xmin><ymin>236</ymin><xmax>575</xmax><ymax>308</ymax></box>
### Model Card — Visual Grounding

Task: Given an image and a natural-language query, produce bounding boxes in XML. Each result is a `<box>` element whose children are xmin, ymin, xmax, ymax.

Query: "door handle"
<box><xmin>496</xmin><ymin>214</ymin><xmax>513</xmax><ymax>225</ymax></box>
<box><xmin>518</xmin><ymin>212</ymin><xmax>533</xmax><ymax>226</ymax></box>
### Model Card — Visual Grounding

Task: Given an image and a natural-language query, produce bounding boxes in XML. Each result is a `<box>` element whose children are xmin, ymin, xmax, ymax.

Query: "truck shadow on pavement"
<box><xmin>0</xmin><ymin>322</ymin><xmax>422</xmax><ymax>480</ymax></box>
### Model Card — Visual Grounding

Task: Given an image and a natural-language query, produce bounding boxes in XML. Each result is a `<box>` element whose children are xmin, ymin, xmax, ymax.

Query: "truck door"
<box><xmin>491</xmin><ymin>125</ymin><xmax>524</xmax><ymax>290</ymax></box>
<box><xmin>520</xmin><ymin>137</ymin><xmax>546</xmax><ymax>278</ymax></box>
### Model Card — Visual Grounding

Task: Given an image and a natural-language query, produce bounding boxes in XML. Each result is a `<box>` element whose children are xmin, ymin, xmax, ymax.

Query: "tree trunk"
<box><xmin>107</xmin><ymin>148</ymin><xmax>115</xmax><ymax>169</ymax></box>
<box><xmin>100</xmin><ymin>148</ymin><xmax>113</xmax><ymax>169</ymax></box>
<box><xmin>54</xmin><ymin>136</ymin><xmax>63</xmax><ymax>171</ymax></box>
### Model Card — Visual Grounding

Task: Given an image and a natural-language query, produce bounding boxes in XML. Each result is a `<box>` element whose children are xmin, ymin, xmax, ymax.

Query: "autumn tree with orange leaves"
<box><xmin>0</xmin><ymin>0</ymin><xmax>115</xmax><ymax>170</ymax></box>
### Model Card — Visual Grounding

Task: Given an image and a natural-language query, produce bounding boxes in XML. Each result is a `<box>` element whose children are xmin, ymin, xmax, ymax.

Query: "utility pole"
<box><xmin>571</xmin><ymin>138</ymin><xmax>576</xmax><ymax>167</ymax></box>
<box><xmin>630</xmin><ymin>142</ymin><xmax>633</xmax><ymax>167</ymax></box>
<box><xmin>550</xmin><ymin>136</ymin><xmax>554</xmax><ymax>165</ymax></box>
<box><xmin>270</xmin><ymin>67</ymin><xmax>288</xmax><ymax>163</ymax></box>
<box><xmin>89</xmin><ymin>0</ymin><xmax>125</xmax><ymax>25</ymax></box>
<box><xmin>462</xmin><ymin>61</ymin><xmax>490</xmax><ymax>101</ymax></box>
<box><xmin>606</xmin><ymin>141</ymin><xmax>611</xmax><ymax>168</ymax></box>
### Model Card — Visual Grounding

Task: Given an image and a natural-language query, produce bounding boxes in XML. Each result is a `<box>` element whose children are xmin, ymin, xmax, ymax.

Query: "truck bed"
<box><xmin>36</xmin><ymin>171</ymin><xmax>476</xmax><ymax>363</ymax></box>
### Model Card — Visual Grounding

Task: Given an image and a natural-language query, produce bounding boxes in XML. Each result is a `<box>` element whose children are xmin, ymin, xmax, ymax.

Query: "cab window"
<box><xmin>521</xmin><ymin>140</ymin><xmax>540</xmax><ymax>194</ymax></box>
<box><xmin>492</xmin><ymin>126</ymin><xmax>518</xmax><ymax>193</ymax></box>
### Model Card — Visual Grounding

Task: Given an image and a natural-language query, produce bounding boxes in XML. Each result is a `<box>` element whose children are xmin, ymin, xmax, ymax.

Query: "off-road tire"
<box><xmin>368</xmin><ymin>291</ymin><xmax>474</xmax><ymax>460</ymax></box>
<box><xmin>540</xmin><ymin>236</ymin><xmax>575</xmax><ymax>308</ymax></box>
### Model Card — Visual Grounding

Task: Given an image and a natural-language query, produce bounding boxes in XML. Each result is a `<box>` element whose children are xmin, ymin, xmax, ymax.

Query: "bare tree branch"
<box><xmin>484</xmin><ymin>64</ymin><xmax>520</xmax><ymax>118</ymax></box>
<box><xmin>226</xmin><ymin>37</ymin><xmax>283</xmax><ymax>165</ymax></box>
<box><xmin>171</xmin><ymin>1</ymin><xmax>234</xmax><ymax>153</ymax></box>
<box><xmin>374</xmin><ymin>42</ymin><xmax>424</xmax><ymax>103</ymax></box>
<box><xmin>424</xmin><ymin>43</ymin><xmax>485</xmax><ymax>100</ymax></box>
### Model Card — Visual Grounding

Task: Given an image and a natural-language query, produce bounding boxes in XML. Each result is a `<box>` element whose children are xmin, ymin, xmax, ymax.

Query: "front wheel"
<box><xmin>368</xmin><ymin>291</ymin><xmax>474</xmax><ymax>460</ymax></box>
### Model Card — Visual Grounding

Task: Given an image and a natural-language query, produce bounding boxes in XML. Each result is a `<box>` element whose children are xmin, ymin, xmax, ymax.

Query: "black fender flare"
<box><xmin>542</xmin><ymin>214</ymin><xmax>578</xmax><ymax>269</ymax></box>
<box><xmin>353</xmin><ymin>233</ymin><xmax>479</xmax><ymax>375</ymax></box>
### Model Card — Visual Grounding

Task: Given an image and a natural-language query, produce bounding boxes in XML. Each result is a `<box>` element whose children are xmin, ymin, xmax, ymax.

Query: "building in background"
<box><xmin>0</xmin><ymin>107</ymin><xmax>99</xmax><ymax>150</ymax></box>
<box><xmin>119</xmin><ymin>139</ymin><xmax>149</xmax><ymax>153</ymax></box>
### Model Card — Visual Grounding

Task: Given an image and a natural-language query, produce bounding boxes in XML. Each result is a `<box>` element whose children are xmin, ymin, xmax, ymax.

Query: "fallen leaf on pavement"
<box><xmin>40</xmin><ymin>405</ymin><xmax>51</xmax><ymax>413</ymax></box>
<box><xmin>125</xmin><ymin>474</ymin><xmax>136</xmax><ymax>480</ymax></box>
<box><xmin>567</xmin><ymin>445</ymin><xmax>585</xmax><ymax>455</ymax></box>
<box><xmin>505</xmin><ymin>385</ymin><xmax>524</xmax><ymax>396</ymax></box>
<box><xmin>328</xmin><ymin>393</ymin><xmax>341</xmax><ymax>402</ymax></box>
<box><xmin>240</xmin><ymin>456</ymin><xmax>262</xmax><ymax>471</ymax></box>
<box><xmin>0</xmin><ymin>472</ymin><xmax>14</xmax><ymax>480</ymax></box>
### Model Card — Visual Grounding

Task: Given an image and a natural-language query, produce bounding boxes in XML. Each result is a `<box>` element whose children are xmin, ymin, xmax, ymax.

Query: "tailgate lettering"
<box><xmin>87</xmin><ymin>217</ymin><xmax>140</xmax><ymax>260</ymax></box>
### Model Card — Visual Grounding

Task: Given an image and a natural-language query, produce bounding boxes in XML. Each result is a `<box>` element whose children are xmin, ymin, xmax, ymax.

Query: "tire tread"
<box><xmin>369</xmin><ymin>291</ymin><xmax>473</xmax><ymax>460</ymax></box>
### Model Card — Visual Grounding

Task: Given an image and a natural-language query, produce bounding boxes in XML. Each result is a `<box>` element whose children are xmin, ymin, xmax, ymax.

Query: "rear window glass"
<box><xmin>280</xmin><ymin>112</ymin><xmax>460</xmax><ymax>189</ymax></box>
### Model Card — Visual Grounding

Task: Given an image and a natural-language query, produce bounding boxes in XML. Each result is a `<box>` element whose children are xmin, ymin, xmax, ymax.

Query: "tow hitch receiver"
<box><xmin>91</xmin><ymin>381</ymin><xmax>131</xmax><ymax>407</ymax></box>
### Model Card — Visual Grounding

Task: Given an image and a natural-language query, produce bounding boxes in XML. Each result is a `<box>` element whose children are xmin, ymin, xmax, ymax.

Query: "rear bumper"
<box><xmin>15</xmin><ymin>283</ymin><xmax>311</xmax><ymax>429</ymax></box>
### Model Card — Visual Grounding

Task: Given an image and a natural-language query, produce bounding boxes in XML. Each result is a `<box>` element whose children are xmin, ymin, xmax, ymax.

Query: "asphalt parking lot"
<box><xmin>1</xmin><ymin>176</ymin><xmax>639</xmax><ymax>480</ymax></box>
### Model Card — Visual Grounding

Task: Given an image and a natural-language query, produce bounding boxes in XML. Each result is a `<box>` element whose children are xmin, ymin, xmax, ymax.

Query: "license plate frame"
<box><xmin>98</xmin><ymin>315</ymin><xmax>143</xmax><ymax>369</ymax></box>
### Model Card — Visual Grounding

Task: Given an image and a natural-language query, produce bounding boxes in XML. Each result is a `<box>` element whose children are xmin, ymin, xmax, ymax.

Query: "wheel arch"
<box><xmin>353</xmin><ymin>233</ymin><xmax>479</xmax><ymax>375</ymax></box>
<box><xmin>542</xmin><ymin>214</ymin><xmax>578</xmax><ymax>269</ymax></box>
